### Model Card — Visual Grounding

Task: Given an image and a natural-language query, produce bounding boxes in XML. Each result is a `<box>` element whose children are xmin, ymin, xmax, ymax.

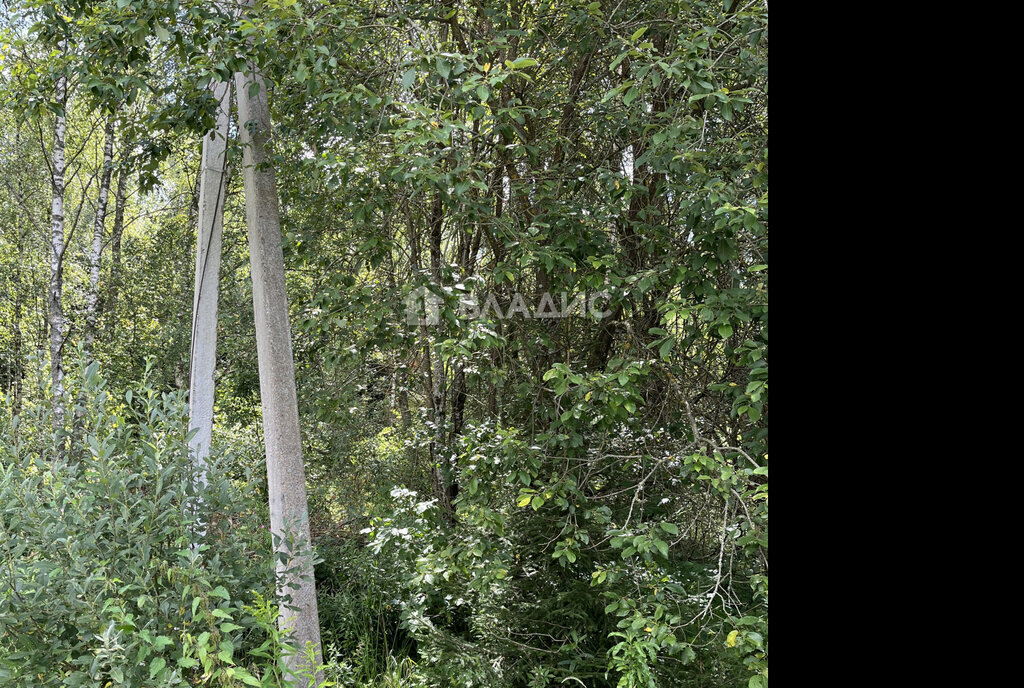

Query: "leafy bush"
<box><xmin>0</xmin><ymin>362</ymin><xmax>278</xmax><ymax>687</ymax></box>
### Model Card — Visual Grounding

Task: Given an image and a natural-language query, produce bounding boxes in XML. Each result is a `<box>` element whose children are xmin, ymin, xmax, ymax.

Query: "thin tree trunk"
<box><xmin>11</xmin><ymin>127</ymin><xmax>26</xmax><ymax>424</ymax></box>
<box><xmin>426</xmin><ymin>194</ymin><xmax>455</xmax><ymax>520</ymax></box>
<box><xmin>49</xmin><ymin>72</ymin><xmax>67</xmax><ymax>437</ymax></box>
<box><xmin>397</xmin><ymin>383</ymin><xmax>411</xmax><ymax>428</ymax></box>
<box><xmin>83</xmin><ymin>116</ymin><xmax>115</xmax><ymax>363</ymax></box>
<box><xmin>188</xmin><ymin>80</ymin><xmax>231</xmax><ymax>490</ymax></box>
<box><xmin>106</xmin><ymin>147</ymin><xmax>129</xmax><ymax>323</ymax></box>
<box><xmin>9</xmin><ymin>237</ymin><xmax>25</xmax><ymax>430</ymax></box>
<box><xmin>235</xmin><ymin>65</ymin><xmax>324</xmax><ymax>685</ymax></box>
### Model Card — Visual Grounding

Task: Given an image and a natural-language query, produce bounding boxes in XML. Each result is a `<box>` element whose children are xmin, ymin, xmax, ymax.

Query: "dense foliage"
<box><xmin>1</xmin><ymin>0</ymin><xmax>768</xmax><ymax>686</ymax></box>
<box><xmin>0</xmin><ymin>362</ymin><xmax>282</xmax><ymax>686</ymax></box>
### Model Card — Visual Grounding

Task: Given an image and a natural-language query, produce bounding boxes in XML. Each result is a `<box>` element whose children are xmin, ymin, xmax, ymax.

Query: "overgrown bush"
<box><xmin>0</xmin><ymin>362</ymin><xmax>282</xmax><ymax>687</ymax></box>
<box><xmin>350</xmin><ymin>422</ymin><xmax>768</xmax><ymax>688</ymax></box>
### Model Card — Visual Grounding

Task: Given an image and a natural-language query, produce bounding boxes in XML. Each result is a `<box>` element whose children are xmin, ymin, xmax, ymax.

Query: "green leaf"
<box><xmin>218</xmin><ymin>639</ymin><xmax>234</xmax><ymax>663</ymax></box>
<box><xmin>149</xmin><ymin>657</ymin><xmax>166</xmax><ymax>679</ymax></box>
<box><xmin>511</xmin><ymin>57</ymin><xmax>539</xmax><ymax>69</ymax></box>
<box><xmin>436</xmin><ymin>57</ymin><xmax>451</xmax><ymax>80</ymax></box>
<box><xmin>659</xmin><ymin>337</ymin><xmax>675</xmax><ymax>359</ymax></box>
<box><xmin>402</xmin><ymin>68</ymin><xmax>416</xmax><ymax>90</ymax></box>
<box><xmin>235</xmin><ymin>669</ymin><xmax>262</xmax><ymax>687</ymax></box>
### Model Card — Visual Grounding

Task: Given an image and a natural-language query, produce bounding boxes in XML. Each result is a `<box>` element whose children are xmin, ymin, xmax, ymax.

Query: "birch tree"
<box><xmin>48</xmin><ymin>61</ymin><xmax>67</xmax><ymax>435</ymax></box>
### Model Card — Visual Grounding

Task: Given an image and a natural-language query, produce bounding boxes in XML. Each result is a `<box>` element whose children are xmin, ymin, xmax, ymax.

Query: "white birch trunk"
<box><xmin>235</xmin><ymin>67</ymin><xmax>324</xmax><ymax>684</ymax></box>
<box><xmin>188</xmin><ymin>80</ymin><xmax>231</xmax><ymax>489</ymax></box>
<box><xmin>49</xmin><ymin>73</ymin><xmax>67</xmax><ymax>435</ymax></box>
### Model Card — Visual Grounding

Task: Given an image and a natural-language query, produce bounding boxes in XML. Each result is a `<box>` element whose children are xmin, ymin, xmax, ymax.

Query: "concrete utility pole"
<box><xmin>235</xmin><ymin>65</ymin><xmax>324</xmax><ymax>684</ymax></box>
<box><xmin>188</xmin><ymin>80</ymin><xmax>231</xmax><ymax>489</ymax></box>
